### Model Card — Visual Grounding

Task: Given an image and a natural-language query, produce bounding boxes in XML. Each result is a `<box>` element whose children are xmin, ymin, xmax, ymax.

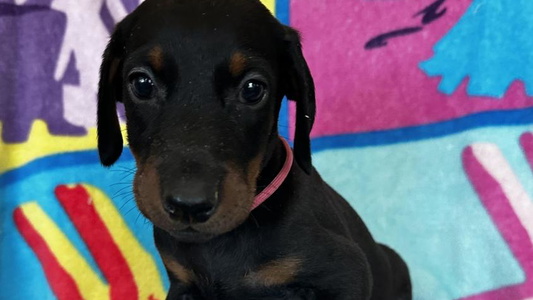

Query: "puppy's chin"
<box><xmin>165</xmin><ymin>227</ymin><xmax>217</xmax><ymax>243</ymax></box>
<box><xmin>154</xmin><ymin>215</ymin><xmax>247</xmax><ymax>243</ymax></box>
<box><xmin>148</xmin><ymin>198</ymin><xmax>254</xmax><ymax>243</ymax></box>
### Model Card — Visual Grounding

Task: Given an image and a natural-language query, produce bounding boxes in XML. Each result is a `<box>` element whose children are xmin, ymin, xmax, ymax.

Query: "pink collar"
<box><xmin>251</xmin><ymin>138</ymin><xmax>293</xmax><ymax>210</ymax></box>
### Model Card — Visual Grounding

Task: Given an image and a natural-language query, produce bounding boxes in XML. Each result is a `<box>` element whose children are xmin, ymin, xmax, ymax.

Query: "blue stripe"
<box><xmin>275</xmin><ymin>0</ymin><xmax>291</xmax><ymax>138</ymax></box>
<box><xmin>312</xmin><ymin>107</ymin><xmax>533</xmax><ymax>152</ymax></box>
<box><xmin>278</xmin><ymin>97</ymin><xmax>290</xmax><ymax>140</ymax></box>
<box><xmin>2</xmin><ymin>107</ymin><xmax>532</xmax><ymax>187</ymax></box>
<box><xmin>275</xmin><ymin>0</ymin><xmax>290</xmax><ymax>25</ymax></box>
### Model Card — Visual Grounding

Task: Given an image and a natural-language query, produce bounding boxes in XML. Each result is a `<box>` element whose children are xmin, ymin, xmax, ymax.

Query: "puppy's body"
<box><xmin>97</xmin><ymin>0</ymin><xmax>411</xmax><ymax>299</ymax></box>
<box><xmin>158</xmin><ymin>159</ymin><xmax>409</xmax><ymax>299</ymax></box>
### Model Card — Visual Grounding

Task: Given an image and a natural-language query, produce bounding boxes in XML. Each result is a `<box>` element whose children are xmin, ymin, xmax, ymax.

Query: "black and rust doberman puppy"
<box><xmin>97</xmin><ymin>0</ymin><xmax>411</xmax><ymax>299</ymax></box>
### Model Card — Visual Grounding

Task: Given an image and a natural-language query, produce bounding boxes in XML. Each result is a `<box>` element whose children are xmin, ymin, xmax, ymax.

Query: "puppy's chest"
<box><xmin>167</xmin><ymin>245</ymin><xmax>305</xmax><ymax>298</ymax></box>
<box><xmin>190</xmin><ymin>266</ymin><xmax>304</xmax><ymax>300</ymax></box>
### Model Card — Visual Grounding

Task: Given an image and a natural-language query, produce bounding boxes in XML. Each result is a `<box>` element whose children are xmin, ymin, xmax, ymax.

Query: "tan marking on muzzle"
<box><xmin>129</xmin><ymin>148</ymin><xmax>140</xmax><ymax>164</ymax></box>
<box><xmin>134</xmin><ymin>160</ymin><xmax>176</xmax><ymax>230</ymax></box>
<box><xmin>133</xmin><ymin>151</ymin><xmax>266</xmax><ymax>238</ymax></box>
<box><xmin>191</xmin><ymin>161</ymin><xmax>253</xmax><ymax>233</ymax></box>
<box><xmin>244</xmin><ymin>257</ymin><xmax>302</xmax><ymax>287</ymax></box>
<box><xmin>229</xmin><ymin>51</ymin><xmax>247</xmax><ymax>77</ymax></box>
<box><xmin>246</xmin><ymin>152</ymin><xmax>264</xmax><ymax>186</ymax></box>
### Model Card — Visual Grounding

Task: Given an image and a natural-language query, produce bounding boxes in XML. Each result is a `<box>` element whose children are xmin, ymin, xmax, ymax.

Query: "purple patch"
<box><xmin>121</xmin><ymin>0</ymin><xmax>139</xmax><ymax>13</ymax></box>
<box><xmin>0</xmin><ymin>3</ymin><xmax>47</xmax><ymax>16</ymax></box>
<box><xmin>60</xmin><ymin>52</ymin><xmax>80</xmax><ymax>86</ymax></box>
<box><xmin>99</xmin><ymin>1</ymin><xmax>114</xmax><ymax>34</ymax></box>
<box><xmin>0</xmin><ymin>4</ymin><xmax>85</xmax><ymax>143</ymax></box>
<box><xmin>100</xmin><ymin>0</ymin><xmax>139</xmax><ymax>35</ymax></box>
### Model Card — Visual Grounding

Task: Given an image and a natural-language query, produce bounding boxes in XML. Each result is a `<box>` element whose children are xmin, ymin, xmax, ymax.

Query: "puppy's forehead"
<box><xmin>125</xmin><ymin>0</ymin><xmax>283</xmax><ymax>57</ymax></box>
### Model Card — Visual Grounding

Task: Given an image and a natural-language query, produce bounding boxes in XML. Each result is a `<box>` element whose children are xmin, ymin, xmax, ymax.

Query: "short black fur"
<box><xmin>97</xmin><ymin>0</ymin><xmax>411</xmax><ymax>299</ymax></box>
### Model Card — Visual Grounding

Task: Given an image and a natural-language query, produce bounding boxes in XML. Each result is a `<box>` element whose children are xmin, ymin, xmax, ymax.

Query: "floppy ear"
<box><xmin>283</xmin><ymin>26</ymin><xmax>316</xmax><ymax>174</ymax></box>
<box><xmin>97</xmin><ymin>21</ymin><xmax>128</xmax><ymax>166</ymax></box>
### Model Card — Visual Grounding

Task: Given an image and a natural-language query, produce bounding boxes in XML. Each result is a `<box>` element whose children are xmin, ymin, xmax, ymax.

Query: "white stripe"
<box><xmin>472</xmin><ymin>143</ymin><xmax>533</xmax><ymax>244</ymax></box>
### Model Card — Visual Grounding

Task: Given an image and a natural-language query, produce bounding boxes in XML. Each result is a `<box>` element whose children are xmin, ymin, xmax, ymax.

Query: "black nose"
<box><xmin>164</xmin><ymin>195</ymin><xmax>215</xmax><ymax>223</ymax></box>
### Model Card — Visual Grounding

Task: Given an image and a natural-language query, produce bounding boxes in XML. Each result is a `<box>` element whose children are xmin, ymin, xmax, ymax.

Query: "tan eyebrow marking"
<box><xmin>229</xmin><ymin>51</ymin><xmax>247</xmax><ymax>76</ymax></box>
<box><xmin>148</xmin><ymin>45</ymin><xmax>164</xmax><ymax>72</ymax></box>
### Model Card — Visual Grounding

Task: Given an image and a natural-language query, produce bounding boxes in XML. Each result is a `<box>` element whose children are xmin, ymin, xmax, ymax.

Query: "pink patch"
<box><xmin>289</xmin><ymin>0</ymin><xmax>533</xmax><ymax>138</ymax></box>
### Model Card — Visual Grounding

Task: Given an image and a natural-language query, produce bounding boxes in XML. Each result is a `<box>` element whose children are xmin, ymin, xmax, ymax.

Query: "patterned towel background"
<box><xmin>0</xmin><ymin>0</ymin><xmax>532</xmax><ymax>299</ymax></box>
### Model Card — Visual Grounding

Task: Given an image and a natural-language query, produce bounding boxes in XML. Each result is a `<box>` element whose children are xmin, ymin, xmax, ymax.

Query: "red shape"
<box><xmin>461</xmin><ymin>147</ymin><xmax>533</xmax><ymax>299</ymax></box>
<box><xmin>55</xmin><ymin>185</ymin><xmax>138</xmax><ymax>300</ymax></box>
<box><xmin>13</xmin><ymin>207</ymin><xmax>83</xmax><ymax>300</ymax></box>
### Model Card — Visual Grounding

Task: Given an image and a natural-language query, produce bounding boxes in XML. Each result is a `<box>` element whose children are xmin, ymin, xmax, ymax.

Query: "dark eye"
<box><xmin>240</xmin><ymin>80</ymin><xmax>266</xmax><ymax>104</ymax></box>
<box><xmin>130</xmin><ymin>73</ymin><xmax>155</xmax><ymax>99</ymax></box>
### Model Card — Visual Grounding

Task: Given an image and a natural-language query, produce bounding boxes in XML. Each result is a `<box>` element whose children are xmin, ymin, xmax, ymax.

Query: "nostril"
<box><xmin>163</xmin><ymin>198</ymin><xmax>185</xmax><ymax>222</ymax></box>
<box><xmin>163</xmin><ymin>200</ymin><xmax>177</xmax><ymax>215</ymax></box>
<box><xmin>164</xmin><ymin>195</ymin><xmax>215</xmax><ymax>223</ymax></box>
<box><xmin>188</xmin><ymin>202</ymin><xmax>214</xmax><ymax>223</ymax></box>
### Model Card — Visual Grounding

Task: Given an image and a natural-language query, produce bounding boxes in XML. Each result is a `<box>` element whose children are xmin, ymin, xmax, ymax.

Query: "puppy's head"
<box><xmin>97</xmin><ymin>0</ymin><xmax>315</xmax><ymax>242</ymax></box>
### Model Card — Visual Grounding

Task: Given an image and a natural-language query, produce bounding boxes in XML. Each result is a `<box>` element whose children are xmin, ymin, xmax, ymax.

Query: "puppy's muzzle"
<box><xmin>157</xmin><ymin>152</ymin><xmax>223</xmax><ymax>225</ymax></box>
<box><xmin>163</xmin><ymin>179</ymin><xmax>218</xmax><ymax>224</ymax></box>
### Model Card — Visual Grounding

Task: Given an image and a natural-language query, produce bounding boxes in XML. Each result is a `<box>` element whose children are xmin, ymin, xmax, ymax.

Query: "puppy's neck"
<box><xmin>256</xmin><ymin>137</ymin><xmax>288</xmax><ymax>197</ymax></box>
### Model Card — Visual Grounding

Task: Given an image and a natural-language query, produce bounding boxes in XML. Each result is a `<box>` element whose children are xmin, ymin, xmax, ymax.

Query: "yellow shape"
<box><xmin>20</xmin><ymin>202</ymin><xmax>109</xmax><ymax>299</ymax></box>
<box><xmin>0</xmin><ymin>120</ymin><xmax>128</xmax><ymax>174</ymax></box>
<box><xmin>0</xmin><ymin>120</ymin><xmax>97</xmax><ymax>173</ymax></box>
<box><xmin>260</xmin><ymin>0</ymin><xmax>275</xmax><ymax>14</ymax></box>
<box><xmin>84</xmin><ymin>184</ymin><xmax>166</xmax><ymax>300</ymax></box>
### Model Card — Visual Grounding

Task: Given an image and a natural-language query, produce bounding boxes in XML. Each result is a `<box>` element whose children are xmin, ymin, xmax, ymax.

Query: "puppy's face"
<box><xmin>97</xmin><ymin>0</ymin><xmax>315</xmax><ymax>242</ymax></box>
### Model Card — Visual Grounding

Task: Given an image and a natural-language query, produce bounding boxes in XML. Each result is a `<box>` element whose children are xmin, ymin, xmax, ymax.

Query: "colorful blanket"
<box><xmin>1</xmin><ymin>0</ymin><xmax>532</xmax><ymax>299</ymax></box>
